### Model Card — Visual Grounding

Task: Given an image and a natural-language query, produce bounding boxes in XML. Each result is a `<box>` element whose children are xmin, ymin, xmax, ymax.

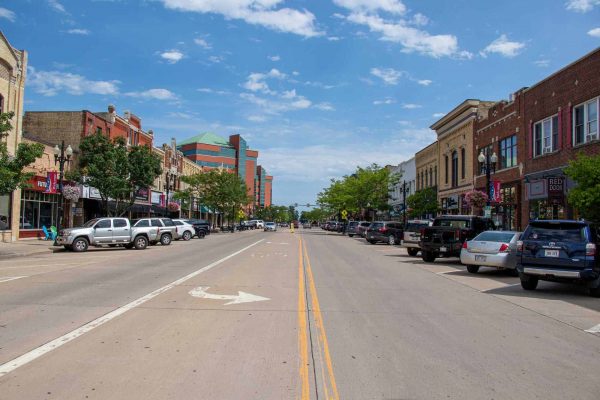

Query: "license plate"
<box><xmin>475</xmin><ymin>255</ymin><xmax>487</xmax><ymax>262</ymax></box>
<box><xmin>440</xmin><ymin>247</ymin><xmax>447</xmax><ymax>252</ymax></box>
<box><xmin>545</xmin><ymin>250</ymin><xmax>560</xmax><ymax>258</ymax></box>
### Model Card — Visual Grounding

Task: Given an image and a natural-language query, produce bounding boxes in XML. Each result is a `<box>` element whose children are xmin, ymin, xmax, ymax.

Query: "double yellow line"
<box><xmin>297</xmin><ymin>236</ymin><xmax>339</xmax><ymax>400</ymax></box>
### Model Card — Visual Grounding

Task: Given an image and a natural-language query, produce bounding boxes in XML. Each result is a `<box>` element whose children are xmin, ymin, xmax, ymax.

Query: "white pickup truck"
<box><xmin>56</xmin><ymin>217</ymin><xmax>159</xmax><ymax>252</ymax></box>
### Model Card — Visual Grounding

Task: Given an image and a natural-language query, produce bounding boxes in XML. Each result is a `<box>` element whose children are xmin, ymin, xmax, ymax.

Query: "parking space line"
<box><xmin>0</xmin><ymin>276</ymin><xmax>27</xmax><ymax>283</ymax></box>
<box><xmin>0</xmin><ymin>239</ymin><xmax>264</xmax><ymax>378</ymax></box>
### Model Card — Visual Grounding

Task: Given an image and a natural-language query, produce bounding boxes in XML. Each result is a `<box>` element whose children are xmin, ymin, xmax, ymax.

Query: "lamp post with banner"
<box><xmin>53</xmin><ymin>141</ymin><xmax>73</xmax><ymax>244</ymax></box>
<box><xmin>478</xmin><ymin>150</ymin><xmax>498</xmax><ymax>206</ymax></box>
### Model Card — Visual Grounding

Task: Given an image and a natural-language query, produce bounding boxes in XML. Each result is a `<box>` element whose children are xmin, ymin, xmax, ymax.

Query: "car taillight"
<box><xmin>462</xmin><ymin>241</ymin><xmax>468</xmax><ymax>249</ymax></box>
<box><xmin>586</xmin><ymin>243</ymin><xmax>596</xmax><ymax>256</ymax></box>
<box><xmin>516</xmin><ymin>240</ymin><xmax>523</xmax><ymax>252</ymax></box>
<box><xmin>499</xmin><ymin>243</ymin><xmax>510</xmax><ymax>253</ymax></box>
<box><xmin>420</xmin><ymin>228</ymin><xmax>426</xmax><ymax>236</ymax></box>
<box><xmin>455</xmin><ymin>230</ymin><xmax>461</xmax><ymax>240</ymax></box>
<box><xmin>379</xmin><ymin>227</ymin><xmax>387</xmax><ymax>233</ymax></box>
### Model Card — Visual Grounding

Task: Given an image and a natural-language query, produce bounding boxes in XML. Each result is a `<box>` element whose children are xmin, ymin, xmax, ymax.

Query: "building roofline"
<box><xmin>415</xmin><ymin>141</ymin><xmax>438</xmax><ymax>156</ymax></box>
<box><xmin>429</xmin><ymin>99</ymin><xmax>481</xmax><ymax>130</ymax></box>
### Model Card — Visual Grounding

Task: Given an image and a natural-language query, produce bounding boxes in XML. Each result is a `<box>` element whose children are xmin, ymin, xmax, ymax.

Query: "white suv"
<box><xmin>250</xmin><ymin>219</ymin><xmax>265</xmax><ymax>229</ymax></box>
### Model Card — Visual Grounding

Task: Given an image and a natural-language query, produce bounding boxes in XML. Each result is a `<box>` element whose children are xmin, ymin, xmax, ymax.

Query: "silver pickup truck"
<box><xmin>56</xmin><ymin>217</ymin><xmax>159</xmax><ymax>252</ymax></box>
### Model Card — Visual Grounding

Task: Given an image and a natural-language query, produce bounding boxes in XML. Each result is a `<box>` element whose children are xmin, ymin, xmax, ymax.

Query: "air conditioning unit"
<box><xmin>543</xmin><ymin>146</ymin><xmax>551</xmax><ymax>154</ymax></box>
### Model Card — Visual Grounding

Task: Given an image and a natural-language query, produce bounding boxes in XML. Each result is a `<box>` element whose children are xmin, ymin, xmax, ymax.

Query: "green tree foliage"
<box><xmin>300</xmin><ymin>208</ymin><xmax>329</xmax><ymax>222</ymax></box>
<box><xmin>254</xmin><ymin>205</ymin><xmax>290</xmax><ymax>222</ymax></box>
<box><xmin>0</xmin><ymin>112</ymin><xmax>44</xmax><ymax>194</ymax></box>
<box><xmin>406</xmin><ymin>187</ymin><xmax>439</xmax><ymax>218</ymax></box>
<box><xmin>317</xmin><ymin>164</ymin><xmax>399</xmax><ymax>217</ymax></box>
<box><xmin>565</xmin><ymin>154</ymin><xmax>600</xmax><ymax>223</ymax></box>
<box><xmin>75</xmin><ymin>133</ymin><xmax>162</xmax><ymax>216</ymax></box>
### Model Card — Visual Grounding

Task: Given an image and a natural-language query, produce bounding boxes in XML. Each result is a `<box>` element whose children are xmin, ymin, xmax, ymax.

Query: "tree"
<box><xmin>0</xmin><ymin>112</ymin><xmax>44</xmax><ymax>195</ymax></box>
<box><xmin>75</xmin><ymin>133</ymin><xmax>162</xmax><ymax>216</ymax></box>
<box><xmin>406</xmin><ymin>187</ymin><xmax>439</xmax><ymax>218</ymax></box>
<box><xmin>565</xmin><ymin>154</ymin><xmax>600</xmax><ymax>223</ymax></box>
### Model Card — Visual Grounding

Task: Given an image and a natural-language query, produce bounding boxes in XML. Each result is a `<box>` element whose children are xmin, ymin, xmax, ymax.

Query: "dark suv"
<box><xmin>516</xmin><ymin>220</ymin><xmax>600</xmax><ymax>297</ymax></box>
<box><xmin>182</xmin><ymin>219</ymin><xmax>211</xmax><ymax>236</ymax></box>
<box><xmin>365</xmin><ymin>221</ymin><xmax>404</xmax><ymax>245</ymax></box>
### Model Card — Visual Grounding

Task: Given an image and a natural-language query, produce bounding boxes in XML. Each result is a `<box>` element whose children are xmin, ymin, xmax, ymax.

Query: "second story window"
<box><xmin>479</xmin><ymin>144</ymin><xmax>493</xmax><ymax>175</ymax></box>
<box><xmin>96</xmin><ymin>126</ymin><xmax>102</xmax><ymax>135</ymax></box>
<box><xmin>499</xmin><ymin>135</ymin><xmax>517</xmax><ymax>169</ymax></box>
<box><xmin>574</xmin><ymin>97</ymin><xmax>598</xmax><ymax>146</ymax></box>
<box><xmin>444</xmin><ymin>155</ymin><xmax>448</xmax><ymax>185</ymax></box>
<box><xmin>460</xmin><ymin>148</ymin><xmax>465</xmax><ymax>179</ymax></box>
<box><xmin>451</xmin><ymin>151</ymin><xmax>458</xmax><ymax>188</ymax></box>
<box><xmin>533</xmin><ymin>115</ymin><xmax>558</xmax><ymax>157</ymax></box>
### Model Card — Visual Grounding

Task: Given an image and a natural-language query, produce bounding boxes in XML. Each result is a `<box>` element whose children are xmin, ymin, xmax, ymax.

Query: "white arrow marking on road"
<box><xmin>189</xmin><ymin>286</ymin><xmax>270</xmax><ymax>305</ymax></box>
<box><xmin>585</xmin><ymin>323</ymin><xmax>600</xmax><ymax>333</ymax></box>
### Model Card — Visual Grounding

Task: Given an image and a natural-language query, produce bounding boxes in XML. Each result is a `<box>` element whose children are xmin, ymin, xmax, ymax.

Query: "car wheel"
<box><xmin>197</xmin><ymin>231</ymin><xmax>206</xmax><ymax>239</ymax></box>
<box><xmin>72</xmin><ymin>237</ymin><xmax>89</xmax><ymax>252</ymax></box>
<box><xmin>134</xmin><ymin>236</ymin><xmax>148</xmax><ymax>250</ymax></box>
<box><xmin>466</xmin><ymin>265</ymin><xmax>480</xmax><ymax>274</ymax></box>
<box><xmin>160</xmin><ymin>233</ymin><xmax>172</xmax><ymax>246</ymax></box>
<box><xmin>407</xmin><ymin>248</ymin><xmax>419</xmax><ymax>257</ymax></box>
<box><xmin>387</xmin><ymin>235</ymin><xmax>396</xmax><ymax>245</ymax></box>
<box><xmin>368</xmin><ymin>239</ymin><xmax>376</xmax><ymax>245</ymax></box>
<box><xmin>182</xmin><ymin>231</ymin><xmax>192</xmax><ymax>241</ymax></box>
<box><xmin>520</xmin><ymin>274</ymin><xmax>539</xmax><ymax>290</ymax></box>
<box><xmin>422</xmin><ymin>251</ymin><xmax>436</xmax><ymax>262</ymax></box>
<box><xmin>348</xmin><ymin>234</ymin><xmax>354</xmax><ymax>237</ymax></box>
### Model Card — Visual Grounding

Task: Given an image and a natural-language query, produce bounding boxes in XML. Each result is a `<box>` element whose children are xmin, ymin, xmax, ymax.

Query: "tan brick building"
<box><xmin>415</xmin><ymin>141</ymin><xmax>438</xmax><ymax>192</ymax></box>
<box><xmin>0</xmin><ymin>31</ymin><xmax>27</xmax><ymax>242</ymax></box>
<box><xmin>431</xmin><ymin>99</ymin><xmax>495</xmax><ymax>214</ymax></box>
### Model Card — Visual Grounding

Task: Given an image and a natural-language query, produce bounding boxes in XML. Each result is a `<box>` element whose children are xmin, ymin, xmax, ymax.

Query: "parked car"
<box><xmin>182</xmin><ymin>219</ymin><xmax>210</xmax><ymax>236</ymax></box>
<box><xmin>346</xmin><ymin>221</ymin><xmax>360</xmax><ymax>237</ymax></box>
<box><xmin>420</xmin><ymin>215</ymin><xmax>496</xmax><ymax>262</ymax></box>
<box><xmin>132</xmin><ymin>218</ymin><xmax>178</xmax><ymax>246</ymax></box>
<box><xmin>460</xmin><ymin>231</ymin><xmax>521</xmax><ymax>275</ymax></box>
<box><xmin>302</xmin><ymin>222</ymin><xmax>312</xmax><ymax>229</ymax></box>
<box><xmin>56</xmin><ymin>217</ymin><xmax>157</xmax><ymax>252</ymax></box>
<box><xmin>516</xmin><ymin>220</ymin><xmax>600</xmax><ymax>297</ymax></box>
<box><xmin>249</xmin><ymin>220</ymin><xmax>264</xmax><ymax>229</ymax></box>
<box><xmin>365</xmin><ymin>221</ymin><xmax>404</xmax><ymax>245</ymax></box>
<box><xmin>172</xmin><ymin>219</ymin><xmax>196</xmax><ymax>241</ymax></box>
<box><xmin>279</xmin><ymin>222</ymin><xmax>289</xmax><ymax>228</ymax></box>
<box><xmin>356</xmin><ymin>221</ymin><xmax>371</xmax><ymax>237</ymax></box>
<box><xmin>264</xmin><ymin>222</ymin><xmax>277</xmax><ymax>232</ymax></box>
<box><xmin>293</xmin><ymin>220</ymin><xmax>299</xmax><ymax>229</ymax></box>
<box><xmin>401</xmin><ymin>220</ymin><xmax>431</xmax><ymax>256</ymax></box>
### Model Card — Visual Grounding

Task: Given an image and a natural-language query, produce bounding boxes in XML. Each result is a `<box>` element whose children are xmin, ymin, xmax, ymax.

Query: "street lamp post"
<box><xmin>478</xmin><ymin>150</ymin><xmax>498</xmax><ymax>206</ymax></box>
<box><xmin>402</xmin><ymin>180</ymin><xmax>408</xmax><ymax>228</ymax></box>
<box><xmin>164</xmin><ymin>171</ymin><xmax>175</xmax><ymax>217</ymax></box>
<box><xmin>53</xmin><ymin>141</ymin><xmax>73</xmax><ymax>244</ymax></box>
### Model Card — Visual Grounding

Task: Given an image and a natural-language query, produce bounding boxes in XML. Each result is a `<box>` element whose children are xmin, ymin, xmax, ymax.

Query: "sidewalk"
<box><xmin>0</xmin><ymin>239</ymin><xmax>60</xmax><ymax>260</ymax></box>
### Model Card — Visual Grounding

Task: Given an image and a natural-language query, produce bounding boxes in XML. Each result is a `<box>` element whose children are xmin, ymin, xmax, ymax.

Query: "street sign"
<box><xmin>237</xmin><ymin>210</ymin><xmax>245</xmax><ymax>219</ymax></box>
<box><xmin>341</xmin><ymin>210</ymin><xmax>348</xmax><ymax>220</ymax></box>
<box><xmin>484</xmin><ymin>206</ymin><xmax>492</xmax><ymax>218</ymax></box>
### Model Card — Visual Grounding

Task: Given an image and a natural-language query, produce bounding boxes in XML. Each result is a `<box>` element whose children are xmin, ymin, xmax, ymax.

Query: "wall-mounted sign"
<box><xmin>526</xmin><ymin>179</ymin><xmax>547</xmax><ymax>200</ymax></box>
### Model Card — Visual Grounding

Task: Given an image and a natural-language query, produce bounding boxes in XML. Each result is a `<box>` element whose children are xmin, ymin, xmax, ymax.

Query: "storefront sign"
<box><xmin>151</xmin><ymin>191</ymin><xmax>162</xmax><ymax>205</ymax></box>
<box><xmin>526</xmin><ymin>179</ymin><xmax>547</xmax><ymax>200</ymax></box>
<box><xmin>445</xmin><ymin>194</ymin><xmax>459</xmax><ymax>210</ymax></box>
<box><xmin>548</xmin><ymin>177</ymin><xmax>564</xmax><ymax>196</ymax></box>
<box><xmin>44</xmin><ymin>172</ymin><xmax>58</xmax><ymax>194</ymax></box>
<box><xmin>29</xmin><ymin>175</ymin><xmax>59</xmax><ymax>193</ymax></box>
<box><xmin>135</xmin><ymin>187</ymin><xmax>150</xmax><ymax>202</ymax></box>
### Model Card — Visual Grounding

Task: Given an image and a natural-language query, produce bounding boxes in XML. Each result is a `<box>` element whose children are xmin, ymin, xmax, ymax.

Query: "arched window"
<box><xmin>429</xmin><ymin>168</ymin><xmax>433</xmax><ymax>187</ymax></box>
<box><xmin>461</xmin><ymin>147</ymin><xmax>466</xmax><ymax>179</ymax></box>
<box><xmin>451</xmin><ymin>151</ymin><xmax>459</xmax><ymax>188</ymax></box>
<box><xmin>0</xmin><ymin>94</ymin><xmax>4</xmax><ymax>113</ymax></box>
<box><xmin>434</xmin><ymin>166</ymin><xmax>437</xmax><ymax>187</ymax></box>
<box><xmin>444</xmin><ymin>155</ymin><xmax>449</xmax><ymax>184</ymax></box>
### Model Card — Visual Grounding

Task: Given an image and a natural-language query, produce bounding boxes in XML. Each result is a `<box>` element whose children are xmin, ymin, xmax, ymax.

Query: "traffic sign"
<box><xmin>341</xmin><ymin>210</ymin><xmax>348</xmax><ymax>220</ymax></box>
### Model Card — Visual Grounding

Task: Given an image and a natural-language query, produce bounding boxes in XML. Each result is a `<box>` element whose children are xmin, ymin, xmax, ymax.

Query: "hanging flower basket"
<box><xmin>62</xmin><ymin>185</ymin><xmax>81</xmax><ymax>202</ymax></box>
<box><xmin>168</xmin><ymin>201</ymin><xmax>180</xmax><ymax>212</ymax></box>
<box><xmin>464</xmin><ymin>189</ymin><xmax>488</xmax><ymax>214</ymax></box>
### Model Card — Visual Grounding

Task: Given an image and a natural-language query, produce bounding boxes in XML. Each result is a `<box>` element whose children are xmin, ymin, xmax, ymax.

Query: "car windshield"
<box><xmin>370</xmin><ymin>222</ymin><xmax>384</xmax><ymax>229</ymax></box>
<box><xmin>474</xmin><ymin>231</ymin><xmax>516</xmax><ymax>242</ymax></box>
<box><xmin>434</xmin><ymin>219</ymin><xmax>471</xmax><ymax>228</ymax></box>
<box><xmin>406</xmin><ymin>223</ymin><xmax>429</xmax><ymax>231</ymax></box>
<box><xmin>526</xmin><ymin>223</ymin><xmax>587</xmax><ymax>242</ymax></box>
<box><xmin>82</xmin><ymin>219</ymin><xmax>99</xmax><ymax>228</ymax></box>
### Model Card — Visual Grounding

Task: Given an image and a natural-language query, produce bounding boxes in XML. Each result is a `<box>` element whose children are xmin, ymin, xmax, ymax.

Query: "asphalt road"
<box><xmin>1</xmin><ymin>228</ymin><xmax>600</xmax><ymax>399</ymax></box>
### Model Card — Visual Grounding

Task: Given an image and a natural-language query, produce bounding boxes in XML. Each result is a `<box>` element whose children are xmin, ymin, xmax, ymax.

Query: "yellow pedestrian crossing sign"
<box><xmin>237</xmin><ymin>210</ymin><xmax>245</xmax><ymax>219</ymax></box>
<box><xmin>341</xmin><ymin>210</ymin><xmax>348</xmax><ymax>220</ymax></box>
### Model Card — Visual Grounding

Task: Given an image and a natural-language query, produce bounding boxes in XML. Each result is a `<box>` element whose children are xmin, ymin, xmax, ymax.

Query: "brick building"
<box><xmin>415</xmin><ymin>141</ymin><xmax>438</xmax><ymax>192</ymax></box>
<box><xmin>0</xmin><ymin>31</ymin><xmax>27</xmax><ymax>242</ymax></box>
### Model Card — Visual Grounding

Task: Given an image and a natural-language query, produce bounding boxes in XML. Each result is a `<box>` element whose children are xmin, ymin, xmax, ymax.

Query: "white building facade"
<box><xmin>389</xmin><ymin>157</ymin><xmax>416</xmax><ymax>217</ymax></box>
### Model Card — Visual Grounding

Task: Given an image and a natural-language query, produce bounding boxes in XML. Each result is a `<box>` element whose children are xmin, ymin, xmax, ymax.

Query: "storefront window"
<box><xmin>529</xmin><ymin>199</ymin><xmax>566</xmax><ymax>221</ymax></box>
<box><xmin>0</xmin><ymin>194</ymin><xmax>11</xmax><ymax>230</ymax></box>
<box><xmin>20</xmin><ymin>190</ymin><xmax>59</xmax><ymax>229</ymax></box>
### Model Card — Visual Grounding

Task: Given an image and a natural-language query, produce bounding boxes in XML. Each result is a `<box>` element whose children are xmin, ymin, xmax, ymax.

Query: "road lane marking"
<box><xmin>298</xmin><ymin>237</ymin><xmax>311</xmax><ymax>400</ymax></box>
<box><xmin>585</xmin><ymin>323</ymin><xmax>600</xmax><ymax>333</ymax></box>
<box><xmin>189</xmin><ymin>286</ymin><xmax>270</xmax><ymax>305</ymax></box>
<box><xmin>0</xmin><ymin>239</ymin><xmax>264</xmax><ymax>378</ymax></box>
<box><xmin>303</xmin><ymin>240</ymin><xmax>340</xmax><ymax>400</ymax></box>
<box><xmin>0</xmin><ymin>276</ymin><xmax>27</xmax><ymax>283</ymax></box>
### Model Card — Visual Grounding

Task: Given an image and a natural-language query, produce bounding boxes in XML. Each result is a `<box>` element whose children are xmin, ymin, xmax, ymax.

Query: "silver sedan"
<box><xmin>460</xmin><ymin>231</ymin><xmax>521</xmax><ymax>275</ymax></box>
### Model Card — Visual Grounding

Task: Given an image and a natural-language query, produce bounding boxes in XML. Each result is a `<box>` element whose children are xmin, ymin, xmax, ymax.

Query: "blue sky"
<box><xmin>1</xmin><ymin>0</ymin><xmax>599</xmax><ymax>207</ymax></box>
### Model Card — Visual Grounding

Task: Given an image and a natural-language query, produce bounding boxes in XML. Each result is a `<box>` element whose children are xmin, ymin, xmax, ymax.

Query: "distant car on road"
<box><xmin>346</xmin><ymin>221</ymin><xmax>360</xmax><ymax>237</ymax></box>
<box><xmin>460</xmin><ymin>231</ymin><xmax>521</xmax><ymax>275</ymax></box>
<box><xmin>171</xmin><ymin>219</ymin><xmax>196</xmax><ymax>241</ymax></box>
<box><xmin>365</xmin><ymin>221</ymin><xmax>404</xmax><ymax>245</ymax></box>
<box><xmin>401</xmin><ymin>220</ymin><xmax>432</xmax><ymax>256</ymax></box>
<box><xmin>356</xmin><ymin>221</ymin><xmax>371</xmax><ymax>237</ymax></box>
<box><xmin>302</xmin><ymin>222</ymin><xmax>312</xmax><ymax>229</ymax></box>
<box><xmin>132</xmin><ymin>218</ymin><xmax>178</xmax><ymax>246</ymax></box>
<box><xmin>264</xmin><ymin>222</ymin><xmax>277</xmax><ymax>232</ymax></box>
<box><xmin>516</xmin><ymin>219</ymin><xmax>600</xmax><ymax>297</ymax></box>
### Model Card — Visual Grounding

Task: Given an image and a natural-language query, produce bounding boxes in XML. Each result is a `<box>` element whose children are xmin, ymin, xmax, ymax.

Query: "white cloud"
<box><xmin>417</xmin><ymin>79</ymin><xmax>432</xmax><ymax>86</ymax></box>
<box><xmin>533</xmin><ymin>59</ymin><xmax>550</xmax><ymax>67</ymax></box>
<box><xmin>67</xmin><ymin>29</ymin><xmax>90</xmax><ymax>35</ymax></box>
<box><xmin>373</xmin><ymin>98</ymin><xmax>395</xmax><ymax>105</ymax></box>
<box><xmin>588</xmin><ymin>27</ymin><xmax>600</xmax><ymax>37</ymax></box>
<box><xmin>315</xmin><ymin>102</ymin><xmax>335</xmax><ymax>111</ymax></box>
<box><xmin>402</xmin><ymin>103</ymin><xmax>421</xmax><ymax>109</ymax></box>
<box><xmin>480</xmin><ymin>34</ymin><xmax>525</xmax><ymax>58</ymax></box>
<box><xmin>432</xmin><ymin>112</ymin><xmax>445</xmax><ymax>118</ymax></box>
<box><xmin>194</xmin><ymin>37</ymin><xmax>212</xmax><ymax>49</ymax></box>
<box><xmin>247</xmin><ymin>115</ymin><xmax>267</xmax><ymax>122</ymax></box>
<box><xmin>410</xmin><ymin>13</ymin><xmax>428</xmax><ymax>26</ymax></box>
<box><xmin>160</xmin><ymin>49</ymin><xmax>184</xmax><ymax>64</ymax></box>
<box><xmin>327</xmin><ymin>36</ymin><xmax>341</xmax><ymax>41</ymax></box>
<box><xmin>268</xmin><ymin>55</ymin><xmax>281</xmax><ymax>61</ymax></box>
<box><xmin>159</xmin><ymin>0</ymin><xmax>322</xmax><ymax>38</ymax></box>
<box><xmin>0</xmin><ymin>7</ymin><xmax>16</xmax><ymax>22</ymax></box>
<box><xmin>370</xmin><ymin>67</ymin><xmax>404</xmax><ymax>85</ymax></box>
<box><xmin>333</xmin><ymin>0</ymin><xmax>406</xmax><ymax>15</ymax></box>
<box><xmin>281</xmin><ymin>89</ymin><xmax>297</xmax><ymax>99</ymax></box>
<box><xmin>47</xmin><ymin>0</ymin><xmax>67</xmax><ymax>13</ymax></box>
<box><xmin>208</xmin><ymin>55</ymin><xmax>225</xmax><ymax>63</ymax></box>
<box><xmin>243</xmin><ymin>68</ymin><xmax>286</xmax><ymax>93</ymax></box>
<box><xmin>197</xmin><ymin>88</ymin><xmax>229</xmax><ymax>95</ymax></box>
<box><xmin>566</xmin><ymin>0</ymin><xmax>600</xmax><ymax>12</ymax></box>
<box><xmin>27</xmin><ymin>67</ymin><xmax>119</xmax><ymax>96</ymax></box>
<box><xmin>343</xmin><ymin>12</ymin><xmax>469</xmax><ymax>58</ymax></box>
<box><xmin>125</xmin><ymin>88</ymin><xmax>177</xmax><ymax>100</ymax></box>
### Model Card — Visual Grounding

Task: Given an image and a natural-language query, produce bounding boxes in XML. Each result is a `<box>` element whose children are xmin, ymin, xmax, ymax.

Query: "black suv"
<box><xmin>365</xmin><ymin>221</ymin><xmax>404</xmax><ymax>245</ymax></box>
<box><xmin>516</xmin><ymin>220</ymin><xmax>600</xmax><ymax>297</ymax></box>
<box><xmin>183</xmin><ymin>219</ymin><xmax>211</xmax><ymax>236</ymax></box>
